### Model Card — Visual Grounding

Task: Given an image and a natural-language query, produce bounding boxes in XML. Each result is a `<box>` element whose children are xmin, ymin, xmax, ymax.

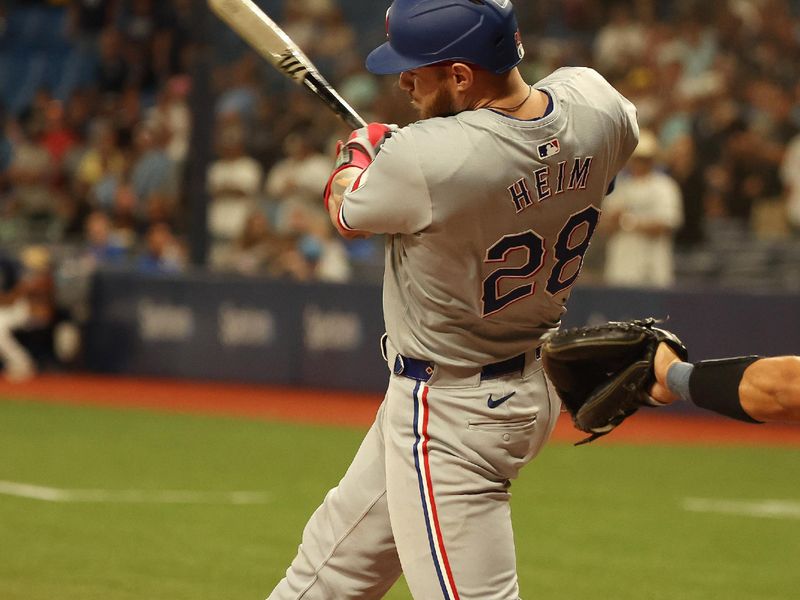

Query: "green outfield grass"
<box><xmin>1</xmin><ymin>398</ymin><xmax>799</xmax><ymax>600</ymax></box>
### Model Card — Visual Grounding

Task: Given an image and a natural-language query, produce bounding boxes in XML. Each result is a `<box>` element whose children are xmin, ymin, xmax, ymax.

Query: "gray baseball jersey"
<box><xmin>270</xmin><ymin>67</ymin><xmax>638</xmax><ymax>600</ymax></box>
<box><xmin>339</xmin><ymin>67</ymin><xmax>639</xmax><ymax>368</ymax></box>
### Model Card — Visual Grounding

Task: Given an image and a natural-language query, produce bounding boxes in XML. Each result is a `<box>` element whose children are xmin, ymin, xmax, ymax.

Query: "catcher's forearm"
<box><xmin>738</xmin><ymin>356</ymin><xmax>800</xmax><ymax>422</ymax></box>
<box><xmin>666</xmin><ymin>357</ymin><xmax>763</xmax><ymax>423</ymax></box>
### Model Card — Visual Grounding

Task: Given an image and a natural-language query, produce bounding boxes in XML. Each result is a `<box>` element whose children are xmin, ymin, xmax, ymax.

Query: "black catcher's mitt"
<box><xmin>541</xmin><ymin>319</ymin><xmax>688</xmax><ymax>445</ymax></box>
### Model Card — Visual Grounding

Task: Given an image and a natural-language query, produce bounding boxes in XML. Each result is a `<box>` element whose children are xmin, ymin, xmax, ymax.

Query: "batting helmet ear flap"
<box><xmin>366</xmin><ymin>0</ymin><xmax>524</xmax><ymax>75</ymax></box>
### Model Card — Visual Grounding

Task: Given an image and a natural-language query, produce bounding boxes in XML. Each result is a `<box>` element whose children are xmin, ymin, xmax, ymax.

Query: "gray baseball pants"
<box><xmin>267</xmin><ymin>350</ymin><xmax>559</xmax><ymax>599</ymax></box>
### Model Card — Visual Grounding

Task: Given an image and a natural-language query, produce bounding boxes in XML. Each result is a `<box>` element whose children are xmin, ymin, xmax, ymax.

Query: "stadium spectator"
<box><xmin>727</xmin><ymin>82</ymin><xmax>797</xmax><ymax>226</ymax></box>
<box><xmin>41</xmin><ymin>101</ymin><xmax>79</xmax><ymax>169</ymax></box>
<box><xmin>313</xmin><ymin>7</ymin><xmax>358</xmax><ymax>76</ymax></box>
<box><xmin>592</xmin><ymin>2</ymin><xmax>646</xmax><ymax>78</ymax></box>
<box><xmin>75</xmin><ymin>118</ymin><xmax>126</xmax><ymax>205</ymax></box>
<box><xmin>146</xmin><ymin>75</ymin><xmax>191</xmax><ymax>167</ymax></box>
<box><xmin>207</xmin><ymin>117</ymin><xmax>264</xmax><ymax>261</ymax></box>
<box><xmin>281</xmin><ymin>2</ymin><xmax>323</xmax><ymax>54</ymax></box>
<box><xmin>109</xmin><ymin>182</ymin><xmax>143</xmax><ymax>249</ymax></box>
<box><xmin>152</xmin><ymin>0</ymin><xmax>195</xmax><ymax>79</ymax></box>
<box><xmin>214</xmin><ymin>210</ymin><xmax>287</xmax><ymax>276</ymax></box>
<box><xmin>274</xmin><ymin>88</ymin><xmax>344</xmax><ymax>145</ymax></box>
<box><xmin>137</xmin><ymin>222</ymin><xmax>184</xmax><ymax>274</ymax></box>
<box><xmin>780</xmin><ymin>132</ymin><xmax>800</xmax><ymax>235</ymax></box>
<box><xmin>18</xmin><ymin>88</ymin><xmax>55</xmax><ymax>139</ymax></box>
<box><xmin>665</xmin><ymin>135</ymin><xmax>705</xmax><ymax>246</ymax></box>
<box><xmin>81</xmin><ymin>210</ymin><xmax>128</xmax><ymax>269</ymax></box>
<box><xmin>130</xmin><ymin>120</ymin><xmax>178</xmax><ymax>207</ymax></box>
<box><xmin>337</xmin><ymin>57</ymin><xmax>382</xmax><ymax>116</ymax></box>
<box><xmin>96</xmin><ymin>27</ymin><xmax>130</xmax><ymax>95</ymax></box>
<box><xmin>248</xmin><ymin>96</ymin><xmax>284</xmax><ymax>172</ymax></box>
<box><xmin>117</xmin><ymin>0</ymin><xmax>160</xmax><ymax>92</ymax></box>
<box><xmin>63</xmin><ymin>88</ymin><xmax>98</xmax><ymax>146</ymax></box>
<box><xmin>603</xmin><ymin>130</ymin><xmax>684</xmax><ymax>288</ymax></box>
<box><xmin>113</xmin><ymin>86</ymin><xmax>144</xmax><ymax>149</ymax></box>
<box><xmin>282</xmin><ymin>205</ymin><xmax>351</xmax><ymax>283</ymax></box>
<box><xmin>0</xmin><ymin>246</ymin><xmax>56</xmax><ymax>381</ymax></box>
<box><xmin>143</xmin><ymin>191</ymin><xmax>177</xmax><ymax>230</ymax></box>
<box><xmin>273</xmin><ymin>237</ymin><xmax>322</xmax><ymax>283</ymax></box>
<box><xmin>7</xmin><ymin>116</ymin><xmax>56</xmax><ymax>232</ymax></box>
<box><xmin>264</xmin><ymin>132</ymin><xmax>330</xmax><ymax>232</ymax></box>
<box><xmin>216</xmin><ymin>54</ymin><xmax>260</xmax><ymax>122</ymax></box>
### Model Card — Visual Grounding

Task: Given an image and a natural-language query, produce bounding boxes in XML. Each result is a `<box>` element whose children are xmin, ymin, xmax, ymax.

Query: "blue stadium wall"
<box><xmin>85</xmin><ymin>270</ymin><xmax>800</xmax><ymax>393</ymax></box>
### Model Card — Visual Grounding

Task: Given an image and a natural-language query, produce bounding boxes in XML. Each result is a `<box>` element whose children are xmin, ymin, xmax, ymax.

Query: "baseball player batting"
<box><xmin>268</xmin><ymin>1</ymin><xmax>639</xmax><ymax>598</ymax></box>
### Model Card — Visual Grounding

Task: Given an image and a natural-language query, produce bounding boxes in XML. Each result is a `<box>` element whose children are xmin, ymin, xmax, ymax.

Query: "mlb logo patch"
<box><xmin>538</xmin><ymin>139</ymin><xmax>560</xmax><ymax>159</ymax></box>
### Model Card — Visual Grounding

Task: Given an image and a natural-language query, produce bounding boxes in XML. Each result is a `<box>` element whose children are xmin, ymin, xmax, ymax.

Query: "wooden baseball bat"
<box><xmin>207</xmin><ymin>0</ymin><xmax>367</xmax><ymax>129</ymax></box>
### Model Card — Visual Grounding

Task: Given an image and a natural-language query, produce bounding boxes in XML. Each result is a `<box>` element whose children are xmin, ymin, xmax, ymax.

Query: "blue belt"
<box><xmin>392</xmin><ymin>353</ymin><xmax>528</xmax><ymax>383</ymax></box>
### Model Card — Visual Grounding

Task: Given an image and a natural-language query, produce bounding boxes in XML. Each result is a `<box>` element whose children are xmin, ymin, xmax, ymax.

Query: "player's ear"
<box><xmin>450</xmin><ymin>63</ymin><xmax>475</xmax><ymax>91</ymax></box>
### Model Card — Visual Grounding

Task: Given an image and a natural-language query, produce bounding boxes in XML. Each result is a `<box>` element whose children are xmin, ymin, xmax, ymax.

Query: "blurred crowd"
<box><xmin>2</xmin><ymin>0</ymin><xmax>800</xmax><ymax>376</ymax></box>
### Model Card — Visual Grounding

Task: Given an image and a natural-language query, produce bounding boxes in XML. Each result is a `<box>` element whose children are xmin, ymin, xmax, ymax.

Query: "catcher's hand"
<box><xmin>541</xmin><ymin>318</ymin><xmax>688</xmax><ymax>445</ymax></box>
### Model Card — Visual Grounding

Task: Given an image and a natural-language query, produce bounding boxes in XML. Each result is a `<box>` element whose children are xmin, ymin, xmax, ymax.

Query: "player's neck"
<box><xmin>471</xmin><ymin>72</ymin><xmax>547</xmax><ymax>119</ymax></box>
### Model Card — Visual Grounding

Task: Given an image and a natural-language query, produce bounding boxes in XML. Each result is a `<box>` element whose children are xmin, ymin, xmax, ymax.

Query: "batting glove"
<box><xmin>324</xmin><ymin>123</ymin><xmax>397</xmax><ymax>210</ymax></box>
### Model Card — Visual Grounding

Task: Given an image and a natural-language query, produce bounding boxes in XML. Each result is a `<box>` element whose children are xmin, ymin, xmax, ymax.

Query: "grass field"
<box><xmin>1</xmin><ymin>397</ymin><xmax>799</xmax><ymax>600</ymax></box>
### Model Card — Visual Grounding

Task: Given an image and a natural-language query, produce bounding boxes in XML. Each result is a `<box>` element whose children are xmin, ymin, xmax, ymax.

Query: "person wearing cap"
<box><xmin>271</xmin><ymin>1</ymin><xmax>640</xmax><ymax>598</ymax></box>
<box><xmin>602</xmin><ymin>129</ymin><xmax>684</xmax><ymax>288</ymax></box>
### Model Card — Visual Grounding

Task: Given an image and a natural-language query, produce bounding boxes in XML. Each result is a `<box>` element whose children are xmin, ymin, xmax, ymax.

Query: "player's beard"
<box><xmin>418</xmin><ymin>85</ymin><xmax>459</xmax><ymax>119</ymax></box>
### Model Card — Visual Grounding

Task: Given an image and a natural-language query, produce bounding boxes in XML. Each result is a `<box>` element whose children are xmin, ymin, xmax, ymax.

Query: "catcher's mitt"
<box><xmin>541</xmin><ymin>318</ymin><xmax>688</xmax><ymax>445</ymax></box>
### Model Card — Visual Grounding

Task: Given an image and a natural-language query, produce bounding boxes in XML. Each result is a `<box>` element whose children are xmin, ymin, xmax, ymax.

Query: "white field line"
<box><xmin>682</xmin><ymin>497</ymin><xmax>800</xmax><ymax>520</ymax></box>
<box><xmin>0</xmin><ymin>480</ymin><xmax>271</xmax><ymax>505</ymax></box>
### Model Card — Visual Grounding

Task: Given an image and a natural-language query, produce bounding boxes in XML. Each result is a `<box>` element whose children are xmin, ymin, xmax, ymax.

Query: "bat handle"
<box><xmin>303</xmin><ymin>72</ymin><xmax>368</xmax><ymax>130</ymax></box>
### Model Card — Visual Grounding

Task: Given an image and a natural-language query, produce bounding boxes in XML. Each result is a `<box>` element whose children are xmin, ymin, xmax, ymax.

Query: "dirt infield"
<box><xmin>3</xmin><ymin>374</ymin><xmax>800</xmax><ymax>447</ymax></box>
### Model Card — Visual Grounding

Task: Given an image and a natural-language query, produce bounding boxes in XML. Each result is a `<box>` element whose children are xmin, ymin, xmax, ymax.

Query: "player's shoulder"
<box><xmin>364</xmin><ymin>119</ymin><xmax>458</xmax><ymax>185</ymax></box>
<box><xmin>536</xmin><ymin>66</ymin><xmax>611</xmax><ymax>90</ymax></box>
<box><xmin>398</xmin><ymin>116</ymin><xmax>465</xmax><ymax>137</ymax></box>
<box><xmin>541</xmin><ymin>67</ymin><xmax>638</xmax><ymax>142</ymax></box>
<box><xmin>536</xmin><ymin>67</ymin><xmax>619</xmax><ymax>97</ymax></box>
<box><xmin>388</xmin><ymin>116</ymin><xmax>467</xmax><ymax>154</ymax></box>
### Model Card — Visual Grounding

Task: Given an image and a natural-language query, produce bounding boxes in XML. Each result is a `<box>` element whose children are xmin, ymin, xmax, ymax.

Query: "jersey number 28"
<box><xmin>481</xmin><ymin>206</ymin><xmax>600</xmax><ymax>317</ymax></box>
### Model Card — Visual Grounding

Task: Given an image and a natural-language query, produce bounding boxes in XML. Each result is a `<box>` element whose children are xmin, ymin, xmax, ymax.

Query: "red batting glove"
<box><xmin>323</xmin><ymin>123</ymin><xmax>397</xmax><ymax>211</ymax></box>
<box><xmin>345</xmin><ymin>123</ymin><xmax>397</xmax><ymax>160</ymax></box>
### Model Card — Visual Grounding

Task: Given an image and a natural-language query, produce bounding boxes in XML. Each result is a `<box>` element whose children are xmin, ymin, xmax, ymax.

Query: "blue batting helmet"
<box><xmin>366</xmin><ymin>0</ymin><xmax>524</xmax><ymax>75</ymax></box>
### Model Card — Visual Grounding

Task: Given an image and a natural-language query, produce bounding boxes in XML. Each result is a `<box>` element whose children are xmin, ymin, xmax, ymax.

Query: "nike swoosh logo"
<box><xmin>487</xmin><ymin>391</ymin><xmax>516</xmax><ymax>409</ymax></box>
